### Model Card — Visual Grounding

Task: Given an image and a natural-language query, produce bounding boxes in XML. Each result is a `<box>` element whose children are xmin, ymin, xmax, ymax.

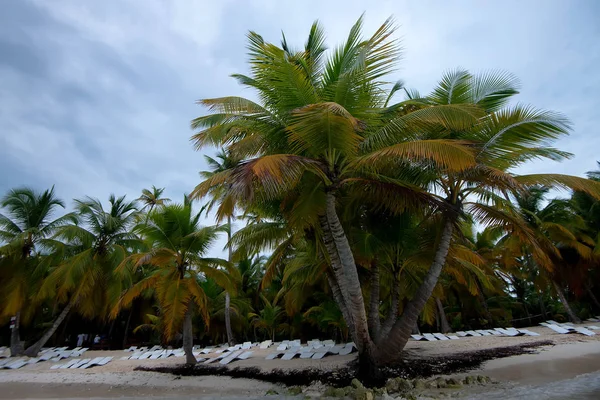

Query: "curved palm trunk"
<box><xmin>320</xmin><ymin>193</ymin><xmax>371</xmax><ymax>353</ymax></box>
<box><xmin>368</xmin><ymin>263</ymin><xmax>381</xmax><ymax>339</ymax></box>
<box><xmin>375</xmin><ymin>219</ymin><xmax>454</xmax><ymax>365</ymax></box>
<box><xmin>553</xmin><ymin>280</ymin><xmax>581</xmax><ymax>323</ymax></box>
<box><xmin>377</xmin><ymin>275</ymin><xmax>399</xmax><ymax>343</ymax></box>
<box><xmin>435</xmin><ymin>297</ymin><xmax>452</xmax><ymax>333</ymax></box>
<box><xmin>326</xmin><ymin>272</ymin><xmax>356</xmax><ymax>337</ymax></box>
<box><xmin>10</xmin><ymin>311</ymin><xmax>24</xmax><ymax>357</ymax></box>
<box><xmin>183</xmin><ymin>302</ymin><xmax>197</xmax><ymax>365</ymax></box>
<box><xmin>224</xmin><ymin>215</ymin><xmax>235</xmax><ymax>346</ymax></box>
<box><xmin>24</xmin><ymin>303</ymin><xmax>73</xmax><ymax>357</ymax></box>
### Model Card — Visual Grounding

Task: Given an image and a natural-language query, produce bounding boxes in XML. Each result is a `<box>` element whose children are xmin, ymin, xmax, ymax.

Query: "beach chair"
<box><xmin>291</xmin><ymin>339</ymin><xmax>301</xmax><ymax>346</ymax></box>
<box><xmin>3</xmin><ymin>359</ymin><xmax>27</xmax><ymax>369</ymax></box>
<box><xmin>129</xmin><ymin>352</ymin><xmax>143</xmax><ymax>360</ymax></box>
<box><xmin>173</xmin><ymin>349</ymin><xmax>185</xmax><ymax>357</ymax></box>
<box><xmin>338</xmin><ymin>343</ymin><xmax>356</xmax><ymax>355</ymax></box>
<box><xmin>138</xmin><ymin>351</ymin><xmax>154</xmax><ymax>360</ymax></box>
<box><xmin>433</xmin><ymin>333</ymin><xmax>450</xmax><ymax>340</ymax></box>
<box><xmin>80</xmin><ymin>357</ymin><xmax>105</xmax><ymax>369</ymax></box>
<box><xmin>241</xmin><ymin>342</ymin><xmax>252</xmax><ymax>350</ymax></box>
<box><xmin>455</xmin><ymin>331</ymin><xmax>468</xmax><ymax>337</ymax></box>
<box><xmin>299</xmin><ymin>351</ymin><xmax>315</xmax><ymax>359</ymax></box>
<box><xmin>517</xmin><ymin>329</ymin><xmax>540</xmax><ymax>336</ymax></box>
<box><xmin>411</xmin><ymin>334</ymin><xmax>426</xmax><ymax>341</ymax></box>
<box><xmin>265</xmin><ymin>352</ymin><xmax>283</xmax><ymax>360</ymax></box>
<box><xmin>70</xmin><ymin>358</ymin><xmax>91</xmax><ymax>369</ymax></box>
<box><xmin>311</xmin><ymin>346</ymin><xmax>333</xmax><ymax>360</ymax></box>
<box><xmin>72</xmin><ymin>347</ymin><xmax>88</xmax><ymax>357</ymax></box>
<box><xmin>58</xmin><ymin>359</ymin><xmax>80</xmax><ymax>369</ymax></box>
<box><xmin>276</xmin><ymin>343</ymin><xmax>288</xmax><ymax>351</ymax></box>
<box><xmin>573</xmin><ymin>327</ymin><xmax>596</xmax><ymax>336</ymax></box>
<box><xmin>0</xmin><ymin>359</ymin><xmax>10</xmax><ymax>367</ymax></box>
<box><xmin>494</xmin><ymin>328</ymin><xmax>521</xmax><ymax>337</ymax></box>
<box><xmin>149</xmin><ymin>350</ymin><xmax>165</xmax><ymax>359</ymax></box>
<box><xmin>281</xmin><ymin>351</ymin><xmax>299</xmax><ymax>360</ymax></box>
<box><xmin>220</xmin><ymin>350</ymin><xmax>244</xmax><ymax>365</ymax></box>
<box><xmin>465</xmin><ymin>330</ymin><xmax>482</xmax><ymax>337</ymax></box>
<box><xmin>125</xmin><ymin>346</ymin><xmax>138</xmax><ymax>352</ymax></box>
<box><xmin>259</xmin><ymin>340</ymin><xmax>273</xmax><ymax>349</ymax></box>
<box><xmin>542</xmin><ymin>324</ymin><xmax>571</xmax><ymax>334</ymax></box>
<box><xmin>422</xmin><ymin>333</ymin><xmax>438</xmax><ymax>341</ymax></box>
<box><xmin>446</xmin><ymin>334</ymin><xmax>460</xmax><ymax>340</ymax></box>
<box><xmin>475</xmin><ymin>330</ymin><xmax>491</xmax><ymax>336</ymax></box>
<box><xmin>203</xmin><ymin>352</ymin><xmax>229</xmax><ymax>364</ymax></box>
<box><xmin>238</xmin><ymin>351</ymin><xmax>253</xmax><ymax>360</ymax></box>
<box><xmin>586</xmin><ymin>325</ymin><xmax>600</xmax><ymax>330</ymax></box>
<box><xmin>148</xmin><ymin>345</ymin><xmax>162</xmax><ymax>352</ymax></box>
<box><xmin>322</xmin><ymin>340</ymin><xmax>335</xmax><ymax>346</ymax></box>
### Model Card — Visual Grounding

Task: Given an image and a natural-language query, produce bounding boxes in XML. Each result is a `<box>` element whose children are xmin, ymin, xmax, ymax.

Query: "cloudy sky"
<box><xmin>1</xmin><ymin>0</ymin><xmax>599</xmax><ymax>254</ymax></box>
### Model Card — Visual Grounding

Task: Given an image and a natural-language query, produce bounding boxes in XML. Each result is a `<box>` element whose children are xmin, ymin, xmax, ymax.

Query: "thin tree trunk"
<box><xmin>377</xmin><ymin>275</ymin><xmax>399</xmax><ymax>343</ymax></box>
<box><xmin>183</xmin><ymin>302</ymin><xmax>196</xmax><ymax>365</ymax></box>
<box><xmin>368</xmin><ymin>263</ymin><xmax>381</xmax><ymax>339</ymax></box>
<box><xmin>475</xmin><ymin>278</ymin><xmax>494</xmax><ymax>326</ymax></box>
<box><xmin>10</xmin><ymin>311</ymin><xmax>24</xmax><ymax>357</ymax></box>
<box><xmin>24</xmin><ymin>303</ymin><xmax>73</xmax><ymax>357</ymax></box>
<box><xmin>376</xmin><ymin>219</ymin><xmax>454</xmax><ymax>364</ymax></box>
<box><xmin>586</xmin><ymin>284</ymin><xmax>600</xmax><ymax>311</ymax></box>
<box><xmin>435</xmin><ymin>297</ymin><xmax>452</xmax><ymax>333</ymax></box>
<box><xmin>224</xmin><ymin>215</ymin><xmax>235</xmax><ymax>346</ymax></box>
<box><xmin>319</xmin><ymin>192</ymin><xmax>371</xmax><ymax>353</ymax></box>
<box><xmin>553</xmin><ymin>280</ymin><xmax>581</xmax><ymax>323</ymax></box>
<box><xmin>122</xmin><ymin>307</ymin><xmax>134</xmax><ymax>349</ymax></box>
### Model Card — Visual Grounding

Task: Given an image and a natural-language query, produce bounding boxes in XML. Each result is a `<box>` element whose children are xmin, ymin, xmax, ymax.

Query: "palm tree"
<box><xmin>189</xmin><ymin>17</ymin><xmax>599</xmax><ymax>373</ymax></box>
<box><xmin>199</xmin><ymin>149</ymin><xmax>241</xmax><ymax>345</ymax></box>
<box><xmin>138</xmin><ymin>186</ymin><xmax>170</xmax><ymax>223</ymax></box>
<box><xmin>113</xmin><ymin>198</ymin><xmax>232</xmax><ymax>364</ymax></box>
<box><xmin>251</xmin><ymin>294</ymin><xmax>285</xmax><ymax>341</ymax></box>
<box><xmin>23</xmin><ymin>194</ymin><xmax>141</xmax><ymax>356</ymax></box>
<box><xmin>0</xmin><ymin>187</ymin><xmax>74</xmax><ymax>356</ymax></box>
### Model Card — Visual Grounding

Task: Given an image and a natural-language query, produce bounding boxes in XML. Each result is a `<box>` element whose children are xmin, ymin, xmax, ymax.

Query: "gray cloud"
<box><xmin>1</xmin><ymin>0</ymin><xmax>599</xmax><ymax>256</ymax></box>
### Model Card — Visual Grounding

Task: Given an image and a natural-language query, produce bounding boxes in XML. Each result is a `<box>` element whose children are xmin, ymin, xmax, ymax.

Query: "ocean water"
<box><xmin>462</xmin><ymin>371</ymin><xmax>600</xmax><ymax>400</ymax></box>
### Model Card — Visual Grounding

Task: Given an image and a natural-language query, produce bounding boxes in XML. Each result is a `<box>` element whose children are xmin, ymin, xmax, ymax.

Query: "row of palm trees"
<box><xmin>1</xmin><ymin>17</ymin><xmax>600</xmax><ymax>378</ymax></box>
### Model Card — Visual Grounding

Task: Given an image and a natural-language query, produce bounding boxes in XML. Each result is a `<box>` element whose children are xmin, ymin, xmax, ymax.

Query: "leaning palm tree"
<box><xmin>24</xmin><ymin>194</ymin><xmax>142</xmax><ymax>356</ymax></box>
<box><xmin>0</xmin><ymin>187</ymin><xmax>75</xmax><ymax>356</ymax></box>
<box><xmin>113</xmin><ymin>198</ymin><xmax>232</xmax><ymax>364</ymax></box>
<box><xmin>189</xmin><ymin>16</ymin><xmax>600</xmax><ymax>374</ymax></box>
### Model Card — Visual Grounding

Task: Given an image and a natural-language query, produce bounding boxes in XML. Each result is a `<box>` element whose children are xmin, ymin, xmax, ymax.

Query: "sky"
<box><xmin>1</xmin><ymin>0</ymin><xmax>599</xmax><ymax>255</ymax></box>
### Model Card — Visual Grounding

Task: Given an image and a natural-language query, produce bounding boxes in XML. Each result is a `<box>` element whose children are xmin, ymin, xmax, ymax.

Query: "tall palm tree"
<box><xmin>0</xmin><ymin>187</ymin><xmax>74</xmax><ymax>356</ymax></box>
<box><xmin>199</xmin><ymin>149</ymin><xmax>241</xmax><ymax>345</ymax></box>
<box><xmin>113</xmin><ymin>198</ymin><xmax>232</xmax><ymax>364</ymax></box>
<box><xmin>23</xmin><ymin>194</ymin><xmax>141</xmax><ymax>356</ymax></box>
<box><xmin>138</xmin><ymin>186</ymin><xmax>170</xmax><ymax>223</ymax></box>
<box><xmin>189</xmin><ymin>16</ymin><xmax>600</xmax><ymax>373</ymax></box>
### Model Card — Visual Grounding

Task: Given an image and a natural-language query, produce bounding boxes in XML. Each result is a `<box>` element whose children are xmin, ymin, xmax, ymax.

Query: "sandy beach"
<box><xmin>1</xmin><ymin>324</ymin><xmax>600</xmax><ymax>399</ymax></box>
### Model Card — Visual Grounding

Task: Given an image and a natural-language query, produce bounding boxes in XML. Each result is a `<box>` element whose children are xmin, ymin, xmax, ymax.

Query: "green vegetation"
<box><xmin>1</xmin><ymin>17</ymin><xmax>600</xmax><ymax>378</ymax></box>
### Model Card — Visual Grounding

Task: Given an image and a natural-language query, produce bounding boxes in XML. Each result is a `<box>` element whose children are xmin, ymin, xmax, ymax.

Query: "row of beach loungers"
<box><xmin>540</xmin><ymin>320</ymin><xmax>599</xmax><ymax>336</ymax></box>
<box><xmin>411</xmin><ymin>328</ymin><xmax>540</xmax><ymax>341</ymax></box>
<box><xmin>0</xmin><ymin>346</ymin><xmax>94</xmax><ymax>370</ymax></box>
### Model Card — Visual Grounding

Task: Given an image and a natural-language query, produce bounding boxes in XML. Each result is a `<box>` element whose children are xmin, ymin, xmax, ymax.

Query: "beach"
<box><xmin>1</xmin><ymin>324</ymin><xmax>599</xmax><ymax>399</ymax></box>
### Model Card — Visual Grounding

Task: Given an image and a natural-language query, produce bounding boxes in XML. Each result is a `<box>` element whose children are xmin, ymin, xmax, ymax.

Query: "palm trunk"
<box><xmin>377</xmin><ymin>274</ymin><xmax>399</xmax><ymax>343</ymax></box>
<box><xmin>553</xmin><ymin>280</ymin><xmax>581</xmax><ymax>323</ymax></box>
<box><xmin>327</xmin><ymin>272</ymin><xmax>356</xmax><ymax>338</ymax></box>
<box><xmin>24</xmin><ymin>303</ymin><xmax>73</xmax><ymax>357</ymax></box>
<box><xmin>435</xmin><ymin>297</ymin><xmax>452</xmax><ymax>333</ymax></box>
<box><xmin>319</xmin><ymin>192</ymin><xmax>371</xmax><ymax>353</ymax></box>
<box><xmin>586</xmin><ymin>284</ymin><xmax>600</xmax><ymax>311</ymax></box>
<box><xmin>10</xmin><ymin>311</ymin><xmax>24</xmax><ymax>357</ymax></box>
<box><xmin>375</xmin><ymin>219</ymin><xmax>454</xmax><ymax>365</ymax></box>
<box><xmin>475</xmin><ymin>278</ymin><xmax>494</xmax><ymax>326</ymax></box>
<box><xmin>183</xmin><ymin>301</ymin><xmax>196</xmax><ymax>365</ymax></box>
<box><xmin>224</xmin><ymin>215</ymin><xmax>235</xmax><ymax>346</ymax></box>
<box><xmin>368</xmin><ymin>263</ymin><xmax>381</xmax><ymax>339</ymax></box>
<box><xmin>122</xmin><ymin>307</ymin><xmax>134</xmax><ymax>349</ymax></box>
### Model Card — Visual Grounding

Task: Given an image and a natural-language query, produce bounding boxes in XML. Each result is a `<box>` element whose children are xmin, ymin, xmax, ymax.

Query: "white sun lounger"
<box><xmin>59</xmin><ymin>359</ymin><xmax>81</xmax><ymax>369</ymax></box>
<box><xmin>149</xmin><ymin>350</ymin><xmax>165</xmax><ymax>360</ymax></box>
<box><xmin>338</xmin><ymin>343</ymin><xmax>356</xmax><ymax>355</ymax></box>
<box><xmin>220</xmin><ymin>350</ymin><xmax>244</xmax><ymax>365</ymax></box>
<box><xmin>474</xmin><ymin>330</ymin><xmax>491</xmax><ymax>336</ymax></box>
<box><xmin>465</xmin><ymin>330</ymin><xmax>482</xmax><ymax>337</ymax></box>
<box><xmin>241</xmin><ymin>342</ymin><xmax>252</xmax><ymax>350</ymax></box>
<box><xmin>72</xmin><ymin>348</ymin><xmax>88</xmax><ymax>357</ymax></box>
<box><xmin>447</xmin><ymin>334</ymin><xmax>460</xmax><ymax>340</ymax></box>
<box><xmin>573</xmin><ymin>327</ymin><xmax>596</xmax><ymax>336</ymax></box>
<box><xmin>128</xmin><ymin>352</ymin><xmax>144</xmax><ymax>360</ymax></box>
<box><xmin>259</xmin><ymin>340</ymin><xmax>272</xmax><ymax>349</ymax></box>
<box><xmin>27</xmin><ymin>357</ymin><xmax>41</xmax><ymax>365</ymax></box>
<box><xmin>3</xmin><ymin>359</ymin><xmax>27</xmax><ymax>369</ymax></box>
<box><xmin>494</xmin><ymin>328</ymin><xmax>521</xmax><ymax>336</ymax></box>
<box><xmin>138</xmin><ymin>351</ymin><xmax>154</xmax><ymax>360</ymax></box>
<box><xmin>433</xmin><ymin>333</ymin><xmax>450</xmax><ymax>340</ymax></box>
<box><xmin>517</xmin><ymin>329</ymin><xmax>540</xmax><ymax>336</ymax></box>
<box><xmin>173</xmin><ymin>349</ymin><xmax>185</xmax><ymax>357</ymax></box>
<box><xmin>311</xmin><ymin>346</ymin><xmax>333</xmax><ymax>359</ymax></box>
<box><xmin>291</xmin><ymin>339</ymin><xmax>301</xmax><ymax>346</ymax></box>
<box><xmin>411</xmin><ymin>334</ymin><xmax>426</xmax><ymax>341</ymax></box>
<box><xmin>586</xmin><ymin>325</ymin><xmax>600</xmax><ymax>330</ymax></box>
<box><xmin>148</xmin><ymin>345</ymin><xmax>162</xmax><ymax>352</ymax></box>
<box><xmin>0</xmin><ymin>359</ymin><xmax>10</xmax><ymax>367</ymax></box>
<box><xmin>238</xmin><ymin>351</ymin><xmax>253</xmax><ymax>360</ymax></box>
<box><xmin>80</xmin><ymin>357</ymin><xmax>105</xmax><ymax>369</ymax></box>
<box><xmin>125</xmin><ymin>346</ymin><xmax>138</xmax><ymax>352</ymax></box>
<box><xmin>70</xmin><ymin>358</ymin><xmax>91</xmax><ymax>369</ymax></box>
<box><xmin>299</xmin><ymin>351</ymin><xmax>315</xmax><ymax>359</ymax></box>
<box><xmin>204</xmin><ymin>352</ymin><xmax>229</xmax><ymax>364</ymax></box>
<box><xmin>422</xmin><ymin>333</ymin><xmax>438</xmax><ymax>341</ymax></box>
<box><xmin>281</xmin><ymin>351</ymin><xmax>298</xmax><ymax>360</ymax></box>
<box><xmin>276</xmin><ymin>343</ymin><xmax>288</xmax><ymax>351</ymax></box>
<box><xmin>265</xmin><ymin>352</ymin><xmax>283</xmax><ymax>360</ymax></box>
<box><xmin>455</xmin><ymin>331</ymin><xmax>468</xmax><ymax>337</ymax></box>
<box><xmin>542</xmin><ymin>324</ymin><xmax>571</xmax><ymax>334</ymax></box>
<box><xmin>322</xmin><ymin>340</ymin><xmax>335</xmax><ymax>346</ymax></box>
